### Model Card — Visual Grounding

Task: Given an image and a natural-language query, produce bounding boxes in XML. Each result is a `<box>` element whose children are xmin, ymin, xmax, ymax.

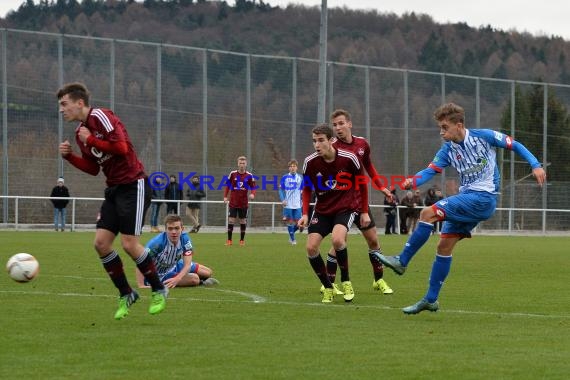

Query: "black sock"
<box><xmin>308</xmin><ymin>253</ymin><xmax>332</xmax><ymax>288</ymax></box>
<box><xmin>101</xmin><ymin>250</ymin><xmax>132</xmax><ymax>296</ymax></box>
<box><xmin>369</xmin><ymin>249</ymin><xmax>384</xmax><ymax>281</ymax></box>
<box><xmin>335</xmin><ymin>247</ymin><xmax>349</xmax><ymax>282</ymax></box>
<box><xmin>326</xmin><ymin>254</ymin><xmax>338</xmax><ymax>283</ymax></box>
<box><xmin>227</xmin><ymin>224</ymin><xmax>234</xmax><ymax>241</ymax></box>
<box><xmin>240</xmin><ymin>223</ymin><xmax>246</xmax><ymax>240</ymax></box>
<box><xmin>135</xmin><ymin>250</ymin><xmax>164</xmax><ymax>292</ymax></box>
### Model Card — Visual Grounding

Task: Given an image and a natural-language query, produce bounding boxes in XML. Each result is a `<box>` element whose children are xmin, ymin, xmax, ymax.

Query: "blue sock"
<box><xmin>398</xmin><ymin>221</ymin><xmax>433</xmax><ymax>266</ymax></box>
<box><xmin>287</xmin><ymin>225</ymin><xmax>296</xmax><ymax>241</ymax></box>
<box><xmin>425</xmin><ymin>254</ymin><xmax>452</xmax><ymax>303</ymax></box>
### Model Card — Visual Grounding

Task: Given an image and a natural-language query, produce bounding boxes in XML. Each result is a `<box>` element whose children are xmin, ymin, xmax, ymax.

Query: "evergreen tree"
<box><xmin>500</xmin><ymin>84</ymin><xmax>570</xmax><ymax>181</ymax></box>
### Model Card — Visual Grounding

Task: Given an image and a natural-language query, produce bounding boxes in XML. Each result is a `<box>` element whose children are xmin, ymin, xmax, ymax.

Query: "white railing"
<box><xmin>0</xmin><ymin>195</ymin><xmax>569</xmax><ymax>234</ymax></box>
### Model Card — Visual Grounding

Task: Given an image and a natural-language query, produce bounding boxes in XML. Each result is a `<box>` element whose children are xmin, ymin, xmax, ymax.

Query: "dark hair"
<box><xmin>311</xmin><ymin>123</ymin><xmax>333</xmax><ymax>139</ymax></box>
<box><xmin>56</xmin><ymin>82</ymin><xmax>90</xmax><ymax>105</ymax></box>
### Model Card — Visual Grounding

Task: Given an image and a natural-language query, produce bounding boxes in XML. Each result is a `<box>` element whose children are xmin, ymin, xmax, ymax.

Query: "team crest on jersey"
<box><xmin>94</xmin><ymin>131</ymin><xmax>104</xmax><ymax>139</ymax></box>
<box><xmin>91</xmin><ymin>147</ymin><xmax>103</xmax><ymax>158</ymax></box>
<box><xmin>358</xmin><ymin>147</ymin><xmax>365</xmax><ymax>156</ymax></box>
<box><xmin>324</xmin><ymin>179</ymin><xmax>337</xmax><ymax>189</ymax></box>
<box><xmin>456</xmin><ymin>153</ymin><xmax>462</xmax><ymax>160</ymax></box>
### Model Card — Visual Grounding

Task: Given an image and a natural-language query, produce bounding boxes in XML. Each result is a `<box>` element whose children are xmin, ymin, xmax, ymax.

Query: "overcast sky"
<box><xmin>1</xmin><ymin>0</ymin><xmax>568</xmax><ymax>41</ymax></box>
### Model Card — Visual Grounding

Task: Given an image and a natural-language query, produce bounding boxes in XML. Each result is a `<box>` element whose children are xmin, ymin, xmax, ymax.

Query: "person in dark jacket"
<box><xmin>186</xmin><ymin>176</ymin><xmax>206</xmax><ymax>232</ymax></box>
<box><xmin>50</xmin><ymin>177</ymin><xmax>70</xmax><ymax>231</ymax></box>
<box><xmin>384</xmin><ymin>188</ymin><xmax>399</xmax><ymax>234</ymax></box>
<box><xmin>166</xmin><ymin>174</ymin><xmax>183</xmax><ymax>214</ymax></box>
<box><xmin>150</xmin><ymin>176</ymin><xmax>165</xmax><ymax>233</ymax></box>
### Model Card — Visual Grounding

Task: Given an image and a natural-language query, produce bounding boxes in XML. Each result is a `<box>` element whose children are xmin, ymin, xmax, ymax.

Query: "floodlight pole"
<box><xmin>316</xmin><ymin>0</ymin><xmax>328</xmax><ymax>123</ymax></box>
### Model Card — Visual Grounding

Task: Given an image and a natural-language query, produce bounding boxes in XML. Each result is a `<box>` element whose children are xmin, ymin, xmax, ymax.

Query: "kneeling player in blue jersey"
<box><xmin>377</xmin><ymin>102</ymin><xmax>546</xmax><ymax>314</ymax></box>
<box><xmin>136</xmin><ymin>214</ymin><xmax>219</xmax><ymax>288</ymax></box>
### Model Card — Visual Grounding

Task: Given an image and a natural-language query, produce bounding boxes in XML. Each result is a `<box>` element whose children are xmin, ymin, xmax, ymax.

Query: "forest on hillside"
<box><xmin>2</xmin><ymin>0</ymin><xmax>570</xmax><ymax>84</ymax></box>
<box><xmin>0</xmin><ymin>0</ymin><xmax>568</xmax><ymax>225</ymax></box>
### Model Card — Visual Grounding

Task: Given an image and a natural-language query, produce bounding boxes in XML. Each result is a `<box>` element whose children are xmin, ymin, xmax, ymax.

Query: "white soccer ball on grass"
<box><xmin>6</xmin><ymin>253</ymin><xmax>39</xmax><ymax>282</ymax></box>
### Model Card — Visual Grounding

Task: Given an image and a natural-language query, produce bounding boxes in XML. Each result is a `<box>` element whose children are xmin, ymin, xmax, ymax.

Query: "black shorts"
<box><xmin>228</xmin><ymin>207</ymin><xmax>248</xmax><ymax>219</ymax></box>
<box><xmin>97</xmin><ymin>178</ymin><xmax>151</xmax><ymax>236</ymax></box>
<box><xmin>353</xmin><ymin>208</ymin><xmax>376</xmax><ymax>231</ymax></box>
<box><xmin>307</xmin><ymin>211</ymin><xmax>358</xmax><ymax>238</ymax></box>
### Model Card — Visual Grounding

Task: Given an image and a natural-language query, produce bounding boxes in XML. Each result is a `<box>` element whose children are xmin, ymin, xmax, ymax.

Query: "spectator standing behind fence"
<box><xmin>399</xmin><ymin>191</ymin><xmax>414</xmax><ymax>234</ymax></box>
<box><xmin>409</xmin><ymin>189</ymin><xmax>424</xmax><ymax>232</ymax></box>
<box><xmin>223</xmin><ymin>156</ymin><xmax>256</xmax><ymax>247</ymax></box>
<box><xmin>50</xmin><ymin>177</ymin><xmax>70</xmax><ymax>232</ymax></box>
<box><xmin>57</xmin><ymin>82</ymin><xmax>167</xmax><ymax>320</ymax></box>
<box><xmin>423</xmin><ymin>186</ymin><xmax>440</xmax><ymax>234</ymax></box>
<box><xmin>150</xmin><ymin>176</ymin><xmax>165</xmax><ymax>233</ymax></box>
<box><xmin>384</xmin><ymin>188</ymin><xmax>398</xmax><ymax>235</ymax></box>
<box><xmin>434</xmin><ymin>189</ymin><xmax>444</xmax><ymax>232</ymax></box>
<box><xmin>166</xmin><ymin>174</ymin><xmax>183</xmax><ymax>214</ymax></box>
<box><xmin>186</xmin><ymin>176</ymin><xmax>206</xmax><ymax>233</ymax></box>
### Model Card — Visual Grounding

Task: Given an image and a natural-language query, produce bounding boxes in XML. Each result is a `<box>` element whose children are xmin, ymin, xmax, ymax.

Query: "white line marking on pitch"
<box><xmin>0</xmin><ymin>289</ymin><xmax>568</xmax><ymax>319</ymax></box>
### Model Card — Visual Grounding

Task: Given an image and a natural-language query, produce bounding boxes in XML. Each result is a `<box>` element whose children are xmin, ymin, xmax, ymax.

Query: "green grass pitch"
<box><xmin>1</xmin><ymin>231</ymin><xmax>569</xmax><ymax>379</ymax></box>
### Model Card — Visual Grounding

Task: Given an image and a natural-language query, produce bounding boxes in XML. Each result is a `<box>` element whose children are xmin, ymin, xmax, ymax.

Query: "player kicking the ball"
<box><xmin>377</xmin><ymin>103</ymin><xmax>546</xmax><ymax>314</ymax></box>
<box><xmin>57</xmin><ymin>82</ymin><xmax>167</xmax><ymax>319</ymax></box>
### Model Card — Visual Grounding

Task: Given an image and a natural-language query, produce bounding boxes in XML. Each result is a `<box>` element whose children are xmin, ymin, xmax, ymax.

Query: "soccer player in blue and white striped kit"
<box><xmin>279</xmin><ymin>159</ymin><xmax>303</xmax><ymax>245</ymax></box>
<box><xmin>378</xmin><ymin>103</ymin><xmax>546</xmax><ymax>314</ymax></box>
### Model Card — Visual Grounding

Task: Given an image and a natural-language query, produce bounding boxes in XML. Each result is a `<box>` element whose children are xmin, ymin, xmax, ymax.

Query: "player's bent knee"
<box><xmin>93</xmin><ymin>239</ymin><xmax>113</xmax><ymax>255</ymax></box>
<box><xmin>330</xmin><ymin>238</ymin><xmax>346</xmax><ymax>251</ymax></box>
<box><xmin>419</xmin><ymin>207</ymin><xmax>438</xmax><ymax>223</ymax></box>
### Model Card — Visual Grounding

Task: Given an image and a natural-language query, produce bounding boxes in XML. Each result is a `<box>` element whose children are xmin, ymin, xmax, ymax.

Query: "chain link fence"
<box><xmin>1</xmin><ymin>28</ymin><xmax>568</xmax><ymax>232</ymax></box>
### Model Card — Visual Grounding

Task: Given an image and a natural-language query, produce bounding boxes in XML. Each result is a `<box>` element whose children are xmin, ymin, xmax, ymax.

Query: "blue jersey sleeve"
<box><xmin>512</xmin><ymin>141</ymin><xmax>542</xmax><ymax>169</ymax></box>
<box><xmin>414</xmin><ymin>167</ymin><xmax>438</xmax><ymax>187</ymax></box>
<box><xmin>474</xmin><ymin>129</ymin><xmax>542</xmax><ymax>169</ymax></box>
<box><xmin>412</xmin><ymin>145</ymin><xmax>450</xmax><ymax>187</ymax></box>
<box><xmin>180</xmin><ymin>233</ymin><xmax>193</xmax><ymax>253</ymax></box>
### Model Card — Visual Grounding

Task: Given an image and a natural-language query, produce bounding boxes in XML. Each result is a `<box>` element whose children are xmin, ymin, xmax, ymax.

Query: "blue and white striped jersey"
<box><xmin>415</xmin><ymin>129</ymin><xmax>541</xmax><ymax>193</ymax></box>
<box><xmin>279</xmin><ymin>172</ymin><xmax>303</xmax><ymax>209</ymax></box>
<box><xmin>144</xmin><ymin>232</ymin><xmax>193</xmax><ymax>278</ymax></box>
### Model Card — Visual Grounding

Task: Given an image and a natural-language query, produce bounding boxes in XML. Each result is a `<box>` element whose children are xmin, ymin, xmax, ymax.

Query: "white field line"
<box><xmin>1</xmin><ymin>288</ymin><xmax>568</xmax><ymax>320</ymax></box>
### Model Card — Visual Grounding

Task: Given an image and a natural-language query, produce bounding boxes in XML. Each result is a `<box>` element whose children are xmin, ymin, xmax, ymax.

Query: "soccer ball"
<box><xmin>6</xmin><ymin>253</ymin><xmax>39</xmax><ymax>282</ymax></box>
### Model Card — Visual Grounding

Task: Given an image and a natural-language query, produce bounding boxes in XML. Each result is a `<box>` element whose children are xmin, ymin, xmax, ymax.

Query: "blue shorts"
<box><xmin>283</xmin><ymin>208</ymin><xmax>302</xmax><ymax>221</ymax></box>
<box><xmin>145</xmin><ymin>260</ymin><xmax>198</xmax><ymax>285</ymax></box>
<box><xmin>432</xmin><ymin>190</ymin><xmax>497</xmax><ymax>238</ymax></box>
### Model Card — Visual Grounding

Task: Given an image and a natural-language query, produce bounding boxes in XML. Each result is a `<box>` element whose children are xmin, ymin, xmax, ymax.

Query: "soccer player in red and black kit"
<box><xmin>57</xmin><ymin>82</ymin><xmax>167</xmax><ymax>320</ymax></box>
<box><xmin>298</xmin><ymin>124</ymin><xmax>370</xmax><ymax>303</ymax></box>
<box><xmin>328</xmin><ymin>109</ymin><xmax>394</xmax><ymax>296</ymax></box>
<box><xmin>223</xmin><ymin>156</ymin><xmax>256</xmax><ymax>246</ymax></box>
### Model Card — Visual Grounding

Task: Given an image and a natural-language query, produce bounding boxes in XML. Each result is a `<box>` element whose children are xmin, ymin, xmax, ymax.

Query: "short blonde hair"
<box><xmin>164</xmin><ymin>214</ymin><xmax>183</xmax><ymax>226</ymax></box>
<box><xmin>434</xmin><ymin>103</ymin><xmax>464</xmax><ymax>124</ymax></box>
